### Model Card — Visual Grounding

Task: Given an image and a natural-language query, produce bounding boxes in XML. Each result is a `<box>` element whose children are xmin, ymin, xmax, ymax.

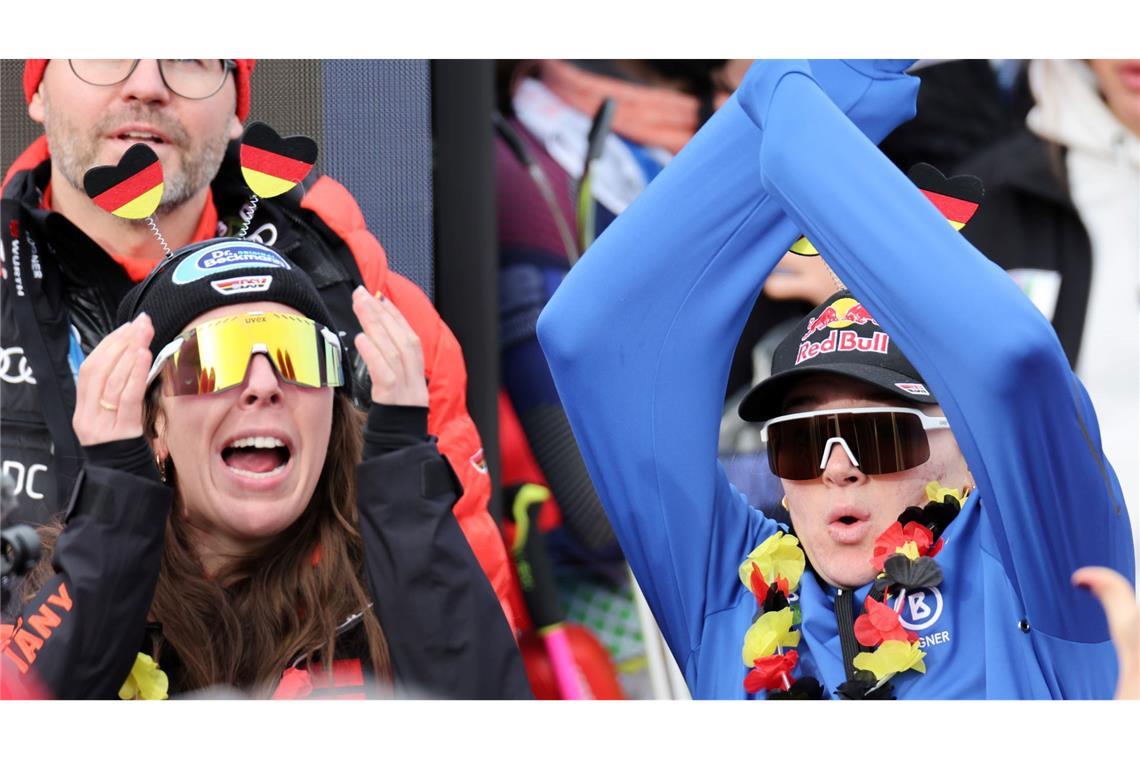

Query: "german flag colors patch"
<box><xmin>240</xmin><ymin>122</ymin><xmax>318</xmax><ymax>199</ymax></box>
<box><xmin>83</xmin><ymin>143</ymin><xmax>164</xmax><ymax>220</ymax></box>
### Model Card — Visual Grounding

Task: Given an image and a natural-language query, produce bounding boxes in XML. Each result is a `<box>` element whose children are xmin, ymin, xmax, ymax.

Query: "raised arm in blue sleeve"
<box><xmin>537</xmin><ymin>61</ymin><xmax>920</xmax><ymax>679</ymax></box>
<box><xmin>742</xmin><ymin>62</ymin><xmax>1134</xmax><ymax>643</ymax></box>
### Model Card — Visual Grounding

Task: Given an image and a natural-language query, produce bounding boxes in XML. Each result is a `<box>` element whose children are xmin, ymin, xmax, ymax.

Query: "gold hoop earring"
<box><xmin>781</xmin><ymin>496</ymin><xmax>789</xmax><ymax>509</ymax></box>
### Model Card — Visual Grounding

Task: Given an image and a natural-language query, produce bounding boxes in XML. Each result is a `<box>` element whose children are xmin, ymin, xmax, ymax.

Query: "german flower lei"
<box><xmin>738</xmin><ymin>482</ymin><xmax>966</xmax><ymax>699</ymax></box>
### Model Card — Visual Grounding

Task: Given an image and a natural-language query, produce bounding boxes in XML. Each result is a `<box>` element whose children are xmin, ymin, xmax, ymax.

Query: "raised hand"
<box><xmin>72</xmin><ymin>313</ymin><xmax>154</xmax><ymax>446</ymax></box>
<box><xmin>351</xmin><ymin>286</ymin><xmax>429</xmax><ymax>408</ymax></box>
<box><xmin>1073</xmin><ymin>566</ymin><xmax>1139</xmax><ymax>700</ymax></box>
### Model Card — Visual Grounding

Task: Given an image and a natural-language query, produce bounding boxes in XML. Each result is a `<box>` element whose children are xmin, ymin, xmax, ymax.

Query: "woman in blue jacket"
<box><xmin>537</xmin><ymin>60</ymin><xmax>1134</xmax><ymax>699</ymax></box>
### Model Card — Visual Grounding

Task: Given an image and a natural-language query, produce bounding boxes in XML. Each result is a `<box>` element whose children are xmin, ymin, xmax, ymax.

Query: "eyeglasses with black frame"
<box><xmin>760</xmin><ymin>406</ymin><xmax>951</xmax><ymax>481</ymax></box>
<box><xmin>68</xmin><ymin>60</ymin><xmax>237</xmax><ymax>100</ymax></box>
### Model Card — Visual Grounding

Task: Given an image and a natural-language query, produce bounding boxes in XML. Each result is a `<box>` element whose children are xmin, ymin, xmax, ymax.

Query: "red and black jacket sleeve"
<box><xmin>357</xmin><ymin>404</ymin><xmax>532</xmax><ymax>699</ymax></box>
<box><xmin>2</xmin><ymin>439</ymin><xmax>170</xmax><ymax>699</ymax></box>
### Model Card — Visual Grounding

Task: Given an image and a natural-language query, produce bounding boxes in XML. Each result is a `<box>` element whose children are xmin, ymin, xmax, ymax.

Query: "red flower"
<box><xmin>744</xmin><ymin>650</ymin><xmax>799</xmax><ymax>694</ymax></box>
<box><xmin>853</xmin><ymin>596</ymin><xmax>918</xmax><ymax>647</ymax></box>
<box><xmin>871</xmin><ymin>522</ymin><xmax>935</xmax><ymax>571</ymax></box>
<box><xmin>749</xmin><ymin>562</ymin><xmax>789</xmax><ymax>605</ymax></box>
<box><xmin>749</xmin><ymin>563</ymin><xmax>765</xmax><ymax>602</ymax></box>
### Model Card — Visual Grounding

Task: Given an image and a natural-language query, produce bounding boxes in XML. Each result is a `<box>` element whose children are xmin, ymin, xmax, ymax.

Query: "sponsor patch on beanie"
<box><xmin>171</xmin><ymin>241</ymin><xmax>291</xmax><ymax>285</ymax></box>
<box><xmin>211</xmin><ymin>275</ymin><xmax>274</xmax><ymax>295</ymax></box>
<box><xmin>895</xmin><ymin>382</ymin><xmax>931</xmax><ymax>396</ymax></box>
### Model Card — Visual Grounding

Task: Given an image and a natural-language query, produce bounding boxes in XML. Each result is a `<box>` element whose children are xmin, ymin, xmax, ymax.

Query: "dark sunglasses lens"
<box><xmin>767</xmin><ymin>412</ymin><xmax>931</xmax><ymax>480</ymax></box>
<box><xmin>768</xmin><ymin>417</ymin><xmax>825</xmax><ymax>480</ymax></box>
<box><xmin>839</xmin><ymin>412</ymin><xmax>930</xmax><ymax>475</ymax></box>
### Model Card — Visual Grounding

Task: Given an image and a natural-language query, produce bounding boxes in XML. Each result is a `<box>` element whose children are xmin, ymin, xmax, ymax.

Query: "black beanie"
<box><xmin>117</xmin><ymin>237</ymin><xmax>338</xmax><ymax>359</ymax></box>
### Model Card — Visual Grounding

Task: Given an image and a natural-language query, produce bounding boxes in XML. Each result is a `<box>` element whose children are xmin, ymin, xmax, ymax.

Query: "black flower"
<box><xmin>897</xmin><ymin>498</ymin><xmax>960</xmax><ymax>540</ymax></box>
<box><xmin>923</xmin><ymin>498</ymin><xmax>960</xmax><ymax>537</ymax></box>
<box><xmin>767</xmin><ymin>677</ymin><xmax>825</xmax><ymax>700</ymax></box>
<box><xmin>835</xmin><ymin>679</ymin><xmax>896</xmax><ymax>700</ymax></box>
<box><xmin>762</xmin><ymin>585</ymin><xmax>790</xmax><ymax>613</ymax></box>
<box><xmin>896</xmin><ymin>506</ymin><xmax>926</xmax><ymax>527</ymax></box>
<box><xmin>883</xmin><ymin>555</ymin><xmax>943</xmax><ymax>591</ymax></box>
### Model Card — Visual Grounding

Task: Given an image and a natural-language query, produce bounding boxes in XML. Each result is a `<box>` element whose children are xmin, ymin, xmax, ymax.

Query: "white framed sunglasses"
<box><xmin>760</xmin><ymin>406</ymin><xmax>950</xmax><ymax>480</ymax></box>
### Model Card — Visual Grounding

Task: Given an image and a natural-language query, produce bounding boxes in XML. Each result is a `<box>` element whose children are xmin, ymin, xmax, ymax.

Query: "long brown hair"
<box><xmin>26</xmin><ymin>391</ymin><xmax>392</xmax><ymax>696</ymax></box>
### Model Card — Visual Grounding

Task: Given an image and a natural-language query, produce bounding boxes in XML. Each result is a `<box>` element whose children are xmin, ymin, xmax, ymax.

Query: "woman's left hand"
<box><xmin>351</xmin><ymin>286</ymin><xmax>429</xmax><ymax>408</ymax></box>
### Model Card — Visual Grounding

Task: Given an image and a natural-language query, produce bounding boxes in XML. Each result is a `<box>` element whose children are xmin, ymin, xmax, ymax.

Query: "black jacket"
<box><xmin>957</xmin><ymin>129</ymin><xmax>1091</xmax><ymax>367</ymax></box>
<box><xmin>2</xmin><ymin>408</ymin><xmax>532</xmax><ymax>699</ymax></box>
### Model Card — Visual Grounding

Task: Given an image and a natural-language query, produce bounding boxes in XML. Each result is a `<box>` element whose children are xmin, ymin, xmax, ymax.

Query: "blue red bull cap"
<box><xmin>738</xmin><ymin>290</ymin><xmax>938</xmax><ymax>422</ymax></box>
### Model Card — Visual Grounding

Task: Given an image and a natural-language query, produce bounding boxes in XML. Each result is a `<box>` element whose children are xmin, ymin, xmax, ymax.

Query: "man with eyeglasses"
<box><xmin>1</xmin><ymin>60</ymin><xmax>521</xmax><ymax>635</ymax></box>
<box><xmin>538</xmin><ymin>60</ymin><xmax>1135</xmax><ymax>698</ymax></box>
<box><xmin>3</xmin><ymin>59</ymin><xmax>251</xmax><ymax>523</ymax></box>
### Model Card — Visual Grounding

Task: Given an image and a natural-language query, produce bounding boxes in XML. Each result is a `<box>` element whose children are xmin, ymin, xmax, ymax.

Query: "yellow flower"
<box><xmin>741</xmin><ymin>608</ymin><xmax>801</xmax><ymax>665</ymax></box>
<box><xmin>119</xmin><ymin>653</ymin><xmax>169</xmax><ymax>700</ymax></box>
<box><xmin>897</xmin><ymin>541</ymin><xmax>920</xmax><ymax>561</ymax></box>
<box><xmin>852</xmin><ymin>640</ymin><xmax>926</xmax><ymax>681</ymax></box>
<box><xmin>738</xmin><ymin>532</ymin><xmax>805</xmax><ymax>591</ymax></box>
<box><xmin>925</xmin><ymin>481</ymin><xmax>968</xmax><ymax>505</ymax></box>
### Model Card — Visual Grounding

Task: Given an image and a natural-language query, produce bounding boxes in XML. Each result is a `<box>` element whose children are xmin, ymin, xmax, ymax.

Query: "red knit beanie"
<box><xmin>23</xmin><ymin>59</ymin><xmax>256</xmax><ymax>121</ymax></box>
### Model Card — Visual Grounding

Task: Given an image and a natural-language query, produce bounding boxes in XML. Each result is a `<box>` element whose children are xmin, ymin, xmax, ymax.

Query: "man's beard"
<box><xmin>43</xmin><ymin>99</ymin><xmax>229</xmax><ymax>214</ymax></box>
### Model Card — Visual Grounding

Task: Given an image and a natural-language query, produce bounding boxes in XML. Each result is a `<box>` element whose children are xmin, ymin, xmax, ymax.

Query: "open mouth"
<box><xmin>825</xmin><ymin>505</ymin><xmax>873</xmax><ymax>545</ymax></box>
<box><xmin>114</xmin><ymin>130</ymin><xmax>167</xmax><ymax>145</ymax></box>
<box><xmin>221</xmin><ymin>436</ymin><xmax>292</xmax><ymax>479</ymax></box>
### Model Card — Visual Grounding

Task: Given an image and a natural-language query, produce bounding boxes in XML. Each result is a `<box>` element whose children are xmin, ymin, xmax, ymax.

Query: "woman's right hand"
<box><xmin>72</xmin><ymin>313</ymin><xmax>154</xmax><ymax>446</ymax></box>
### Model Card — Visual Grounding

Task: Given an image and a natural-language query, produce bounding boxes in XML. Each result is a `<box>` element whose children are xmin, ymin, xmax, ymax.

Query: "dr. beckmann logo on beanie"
<box><xmin>795</xmin><ymin>295</ymin><xmax>889</xmax><ymax>366</ymax></box>
<box><xmin>171</xmin><ymin>241</ymin><xmax>291</xmax><ymax>285</ymax></box>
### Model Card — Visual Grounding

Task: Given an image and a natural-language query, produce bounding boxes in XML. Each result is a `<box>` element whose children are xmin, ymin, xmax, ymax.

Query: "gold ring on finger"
<box><xmin>99</xmin><ymin>399</ymin><xmax>119</xmax><ymax>412</ymax></box>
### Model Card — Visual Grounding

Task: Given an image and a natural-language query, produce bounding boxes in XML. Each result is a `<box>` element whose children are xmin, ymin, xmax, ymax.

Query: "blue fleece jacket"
<box><xmin>537</xmin><ymin>60</ymin><xmax>1135</xmax><ymax>699</ymax></box>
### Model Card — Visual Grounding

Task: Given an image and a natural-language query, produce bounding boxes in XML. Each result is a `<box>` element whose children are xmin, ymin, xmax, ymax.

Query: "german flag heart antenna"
<box><xmin>786</xmin><ymin>162</ymin><xmax>985</xmax><ymax>291</ymax></box>
<box><xmin>82</xmin><ymin>142</ymin><xmax>172</xmax><ymax>257</ymax></box>
<box><xmin>236</xmin><ymin>122</ymin><xmax>318</xmax><ymax>238</ymax></box>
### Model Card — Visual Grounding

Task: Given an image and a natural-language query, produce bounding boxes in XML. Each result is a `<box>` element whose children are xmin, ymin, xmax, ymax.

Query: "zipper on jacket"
<box><xmin>834</xmin><ymin>588</ymin><xmax>862</xmax><ymax>682</ymax></box>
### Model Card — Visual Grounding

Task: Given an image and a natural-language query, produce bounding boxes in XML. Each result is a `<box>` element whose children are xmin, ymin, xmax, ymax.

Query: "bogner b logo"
<box><xmin>899</xmin><ymin>587</ymin><xmax>951</xmax><ymax>648</ymax></box>
<box><xmin>898</xmin><ymin>587</ymin><xmax>943</xmax><ymax>631</ymax></box>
